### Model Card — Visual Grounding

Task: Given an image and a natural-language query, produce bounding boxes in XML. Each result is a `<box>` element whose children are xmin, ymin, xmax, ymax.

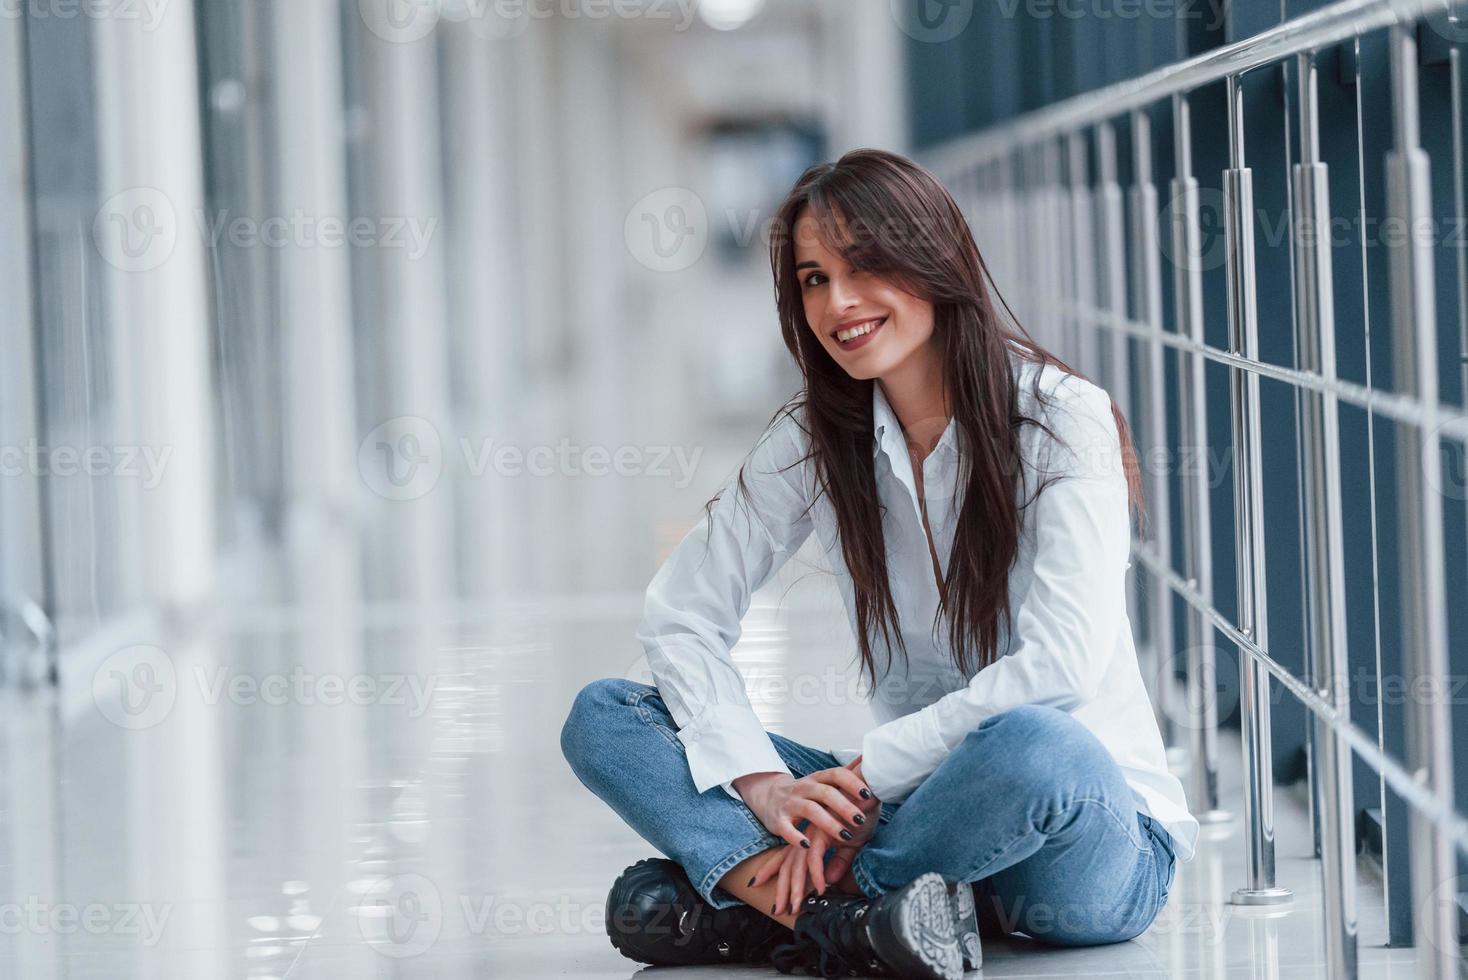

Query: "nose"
<box><xmin>825</xmin><ymin>275</ymin><xmax>861</xmax><ymax>323</ymax></box>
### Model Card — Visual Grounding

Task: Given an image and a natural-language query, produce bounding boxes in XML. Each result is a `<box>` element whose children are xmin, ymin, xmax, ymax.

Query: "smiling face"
<box><xmin>793</xmin><ymin>207</ymin><xmax>936</xmax><ymax>382</ymax></box>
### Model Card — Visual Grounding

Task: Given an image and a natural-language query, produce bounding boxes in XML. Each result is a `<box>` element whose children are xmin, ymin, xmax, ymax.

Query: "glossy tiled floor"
<box><xmin>0</xmin><ymin>444</ymin><xmax>1426</xmax><ymax>979</ymax></box>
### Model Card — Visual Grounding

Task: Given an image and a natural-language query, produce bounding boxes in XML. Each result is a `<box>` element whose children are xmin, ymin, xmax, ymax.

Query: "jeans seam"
<box><xmin>850</xmin><ymin>849</ymin><xmax>883</xmax><ymax>900</ymax></box>
<box><xmin>628</xmin><ymin>686</ymin><xmax>772</xmax><ymax>838</ymax></box>
<box><xmin>957</xmin><ymin>797</ymin><xmax>1151</xmax><ymax>884</ymax></box>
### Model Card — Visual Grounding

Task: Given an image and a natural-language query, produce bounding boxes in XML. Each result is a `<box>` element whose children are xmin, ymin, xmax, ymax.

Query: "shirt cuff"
<box><xmin>676</xmin><ymin>702</ymin><xmax>791</xmax><ymax>797</ymax></box>
<box><xmin>859</xmin><ymin>707</ymin><xmax>950</xmax><ymax>803</ymax></box>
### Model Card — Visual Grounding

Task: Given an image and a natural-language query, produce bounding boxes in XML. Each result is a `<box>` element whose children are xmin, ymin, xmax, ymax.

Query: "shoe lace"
<box><xmin>770</xmin><ymin>895</ymin><xmax>886</xmax><ymax>978</ymax></box>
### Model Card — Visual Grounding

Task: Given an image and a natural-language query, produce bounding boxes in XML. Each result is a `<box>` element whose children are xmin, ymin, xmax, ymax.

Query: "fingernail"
<box><xmin>853</xmin><ymin>814</ymin><xmax>865</xmax><ymax>825</ymax></box>
<box><xmin>800</xmin><ymin>838</ymin><xmax>811</xmax><ymax>849</ymax></box>
<box><xmin>747</xmin><ymin>875</ymin><xmax>756</xmax><ymax>887</ymax></box>
<box><xmin>839</xmin><ymin>829</ymin><xmax>853</xmax><ymax>841</ymax></box>
<box><xmin>859</xmin><ymin>787</ymin><xmax>871</xmax><ymax>799</ymax></box>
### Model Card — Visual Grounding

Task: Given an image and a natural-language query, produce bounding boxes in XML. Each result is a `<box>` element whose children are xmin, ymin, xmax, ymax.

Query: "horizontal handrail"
<box><xmin>926</xmin><ymin>0</ymin><xmax>1448</xmax><ymax>174</ymax></box>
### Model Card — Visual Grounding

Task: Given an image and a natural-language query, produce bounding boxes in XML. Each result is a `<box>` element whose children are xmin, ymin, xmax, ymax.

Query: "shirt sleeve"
<box><xmin>636</xmin><ymin>409</ymin><xmax>816</xmax><ymax>800</ymax></box>
<box><xmin>859</xmin><ymin>378</ymin><xmax>1133</xmax><ymax>803</ymax></box>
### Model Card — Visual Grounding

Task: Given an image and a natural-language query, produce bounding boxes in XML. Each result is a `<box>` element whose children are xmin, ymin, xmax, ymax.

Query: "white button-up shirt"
<box><xmin>636</xmin><ymin>349</ymin><xmax>1199</xmax><ymax>861</ymax></box>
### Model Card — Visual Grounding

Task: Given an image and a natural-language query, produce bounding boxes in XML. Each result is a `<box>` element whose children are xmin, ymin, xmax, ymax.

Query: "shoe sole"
<box><xmin>869</xmin><ymin>872</ymin><xmax>964</xmax><ymax>980</ymax></box>
<box><xmin>946</xmin><ymin>880</ymin><xmax>982</xmax><ymax>972</ymax></box>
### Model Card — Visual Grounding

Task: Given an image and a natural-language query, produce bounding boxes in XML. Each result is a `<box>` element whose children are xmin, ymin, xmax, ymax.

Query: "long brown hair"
<box><xmin>709</xmin><ymin>147</ymin><xmax>1143</xmax><ymax>691</ymax></box>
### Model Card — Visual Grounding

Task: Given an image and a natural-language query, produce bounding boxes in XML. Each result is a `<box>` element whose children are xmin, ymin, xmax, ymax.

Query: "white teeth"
<box><xmin>836</xmin><ymin>319</ymin><xmax>882</xmax><ymax>343</ymax></box>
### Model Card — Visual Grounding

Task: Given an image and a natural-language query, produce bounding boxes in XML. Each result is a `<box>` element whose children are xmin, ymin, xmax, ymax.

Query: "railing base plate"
<box><xmin>1230</xmin><ymin>886</ymin><xmax>1294</xmax><ymax>907</ymax></box>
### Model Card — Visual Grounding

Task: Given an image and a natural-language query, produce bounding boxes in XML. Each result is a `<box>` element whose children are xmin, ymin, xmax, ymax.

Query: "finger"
<box><xmin>806</xmin><ymin>837</ymin><xmax>826</xmax><ymax>896</ymax></box>
<box><xmin>775</xmin><ymin>846</ymin><xmax>792</xmax><ymax>916</ymax></box>
<box><xmin>824</xmin><ymin>846</ymin><xmax>853</xmax><ymax>886</ymax></box>
<box><xmin>803</xmin><ymin>783</ymin><xmax>869</xmax><ymax>833</ymax></box>
<box><xmin>788</xmin><ymin>844</ymin><xmax>807</xmax><ymax>916</ymax></box>
<box><xmin>750</xmin><ymin>844</ymin><xmax>786</xmax><ymax>889</ymax></box>
<box><xmin>808</xmin><ymin>767</ymin><xmax>872</xmax><ymax>806</ymax></box>
<box><xmin>790</xmin><ymin>798</ymin><xmax>849</xmax><ymax>841</ymax></box>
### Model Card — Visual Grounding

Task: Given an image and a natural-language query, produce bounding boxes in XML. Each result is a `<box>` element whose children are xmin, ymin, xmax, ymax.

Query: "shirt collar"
<box><xmin>872</xmin><ymin>383</ymin><xmax>961</xmax><ymax>462</ymax></box>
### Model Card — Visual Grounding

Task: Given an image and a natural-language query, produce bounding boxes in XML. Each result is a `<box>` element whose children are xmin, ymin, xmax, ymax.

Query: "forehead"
<box><xmin>792</xmin><ymin>208</ymin><xmax>850</xmax><ymax>264</ymax></box>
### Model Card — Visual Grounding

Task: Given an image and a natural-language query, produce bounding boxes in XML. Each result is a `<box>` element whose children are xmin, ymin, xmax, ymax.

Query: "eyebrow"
<box><xmin>795</xmin><ymin>260</ymin><xmax>821</xmax><ymax>270</ymax></box>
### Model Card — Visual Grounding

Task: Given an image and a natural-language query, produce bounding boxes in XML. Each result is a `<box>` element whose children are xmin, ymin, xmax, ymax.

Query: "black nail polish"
<box><xmin>800</xmin><ymin>838</ymin><xmax>811</xmax><ymax>849</ymax></box>
<box><xmin>859</xmin><ymin>788</ymin><xmax>871</xmax><ymax>799</ymax></box>
<box><xmin>853</xmin><ymin>814</ymin><xmax>866</xmax><ymax>825</ymax></box>
<box><xmin>839</xmin><ymin>829</ymin><xmax>853</xmax><ymax>841</ymax></box>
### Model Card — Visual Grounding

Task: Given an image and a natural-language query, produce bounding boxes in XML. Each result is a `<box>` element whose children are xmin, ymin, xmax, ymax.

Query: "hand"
<box><xmin>733</xmin><ymin>760</ymin><xmax>875</xmax><ymax>851</ymax></box>
<box><xmin>747</xmin><ymin>757</ymin><xmax>880</xmax><ymax>915</ymax></box>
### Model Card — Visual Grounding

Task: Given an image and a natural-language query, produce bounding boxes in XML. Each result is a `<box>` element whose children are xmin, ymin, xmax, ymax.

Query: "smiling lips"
<box><xmin>832</xmin><ymin>316</ymin><xmax>886</xmax><ymax>351</ymax></box>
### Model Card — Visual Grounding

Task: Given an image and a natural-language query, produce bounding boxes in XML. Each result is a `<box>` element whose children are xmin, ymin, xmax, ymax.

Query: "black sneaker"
<box><xmin>604</xmin><ymin>857</ymin><xmax>788</xmax><ymax>967</ymax></box>
<box><xmin>770</xmin><ymin>871</ymin><xmax>963</xmax><ymax>979</ymax></box>
<box><xmin>946</xmin><ymin>880</ymin><xmax>982</xmax><ymax>972</ymax></box>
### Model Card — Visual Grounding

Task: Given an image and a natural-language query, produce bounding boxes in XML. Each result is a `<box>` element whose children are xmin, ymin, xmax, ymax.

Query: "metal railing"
<box><xmin>921</xmin><ymin>1</ymin><xmax>1463</xmax><ymax>976</ymax></box>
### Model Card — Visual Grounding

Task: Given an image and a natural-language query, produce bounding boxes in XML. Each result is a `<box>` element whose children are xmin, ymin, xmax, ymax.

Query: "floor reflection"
<box><xmin>0</xmin><ymin>566</ymin><xmax>1426</xmax><ymax>978</ymax></box>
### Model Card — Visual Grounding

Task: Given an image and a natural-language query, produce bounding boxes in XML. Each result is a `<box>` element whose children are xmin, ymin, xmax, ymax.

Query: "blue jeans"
<box><xmin>560</xmin><ymin>677</ymin><xmax>1176</xmax><ymax>946</ymax></box>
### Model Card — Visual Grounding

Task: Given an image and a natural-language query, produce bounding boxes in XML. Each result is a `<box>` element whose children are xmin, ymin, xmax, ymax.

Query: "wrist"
<box><xmin>732</xmin><ymin>770</ymin><xmax>790</xmax><ymax>805</ymax></box>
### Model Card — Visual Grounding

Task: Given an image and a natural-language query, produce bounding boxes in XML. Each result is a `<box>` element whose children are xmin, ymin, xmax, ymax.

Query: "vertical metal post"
<box><xmin>1068</xmin><ymin>133</ymin><xmax>1097</xmax><ymax>378</ymax></box>
<box><xmin>1038</xmin><ymin>140</ymin><xmax>1065</xmax><ymax>351</ymax></box>
<box><xmin>1170</xmin><ymin>92</ymin><xmax>1232</xmax><ymax>823</ymax></box>
<box><xmin>1224</xmin><ymin>73</ymin><xmax>1292</xmax><ymax>907</ymax></box>
<box><xmin>1054</xmin><ymin>138</ymin><xmax>1077</xmax><ymax>368</ymax></box>
<box><xmin>1385</xmin><ymin>25</ymin><xmax>1458</xmax><ymax>979</ymax></box>
<box><xmin>1293</xmin><ymin>50</ymin><xmax>1358</xmax><ymax>979</ymax></box>
<box><xmin>1096</xmin><ymin>120</ymin><xmax>1143</xmax><ymax>672</ymax></box>
<box><xmin>1128</xmin><ymin>107</ymin><xmax>1177</xmax><ymax>751</ymax></box>
<box><xmin>1096</xmin><ymin>121</ymin><xmax>1132</xmax><ymax>419</ymax></box>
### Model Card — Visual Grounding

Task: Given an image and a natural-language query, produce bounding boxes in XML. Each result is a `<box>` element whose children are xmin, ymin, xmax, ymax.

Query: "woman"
<box><xmin>561</xmin><ymin>148</ymin><xmax>1196</xmax><ymax>979</ymax></box>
